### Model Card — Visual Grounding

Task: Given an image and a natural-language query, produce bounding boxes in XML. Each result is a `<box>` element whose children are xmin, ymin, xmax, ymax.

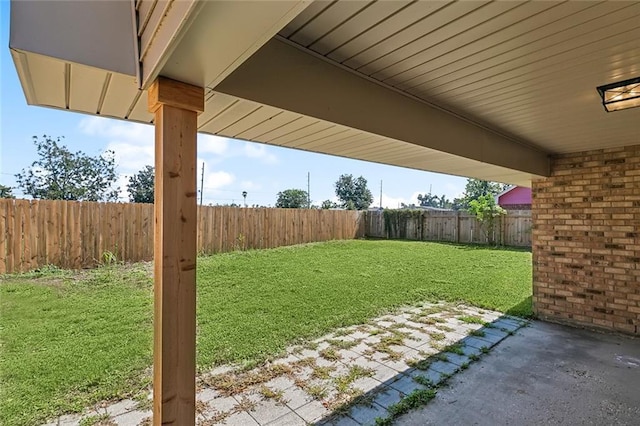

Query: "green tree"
<box><xmin>275</xmin><ymin>189</ymin><xmax>309</xmax><ymax>208</ymax></box>
<box><xmin>0</xmin><ymin>184</ymin><xmax>15</xmax><ymax>199</ymax></box>
<box><xmin>321</xmin><ymin>199</ymin><xmax>338</xmax><ymax>209</ymax></box>
<box><xmin>467</xmin><ymin>194</ymin><xmax>506</xmax><ymax>245</ymax></box>
<box><xmin>15</xmin><ymin>135</ymin><xmax>118</xmax><ymax>201</ymax></box>
<box><xmin>127</xmin><ymin>165</ymin><xmax>154</xmax><ymax>203</ymax></box>
<box><xmin>454</xmin><ymin>179</ymin><xmax>505</xmax><ymax>210</ymax></box>
<box><xmin>334</xmin><ymin>174</ymin><xmax>373</xmax><ymax>210</ymax></box>
<box><xmin>417</xmin><ymin>192</ymin><xmax>452</xmax><ymax>209</ymax></box>
<box><xmin>464</xmin><ymin>179</ymin><xmax>504</xmax><ymax>199</ymax></box>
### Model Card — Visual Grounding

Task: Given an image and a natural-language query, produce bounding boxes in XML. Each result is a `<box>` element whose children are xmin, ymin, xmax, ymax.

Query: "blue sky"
<box><xmin>0</xmin><ymin>2</ymin><xmax>467</xmax><ymax>207</ymax></box>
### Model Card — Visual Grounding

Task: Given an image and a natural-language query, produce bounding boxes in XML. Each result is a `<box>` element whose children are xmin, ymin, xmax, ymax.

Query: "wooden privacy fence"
<box><xmin>364</xmin><ymin>209</ymin><xmax>532</xmax><ymax>247</ymax></box>
<box><xmin>0</xmin><ymin>199</ymin><xmax>365</xmax><ymax>274</ymax></box>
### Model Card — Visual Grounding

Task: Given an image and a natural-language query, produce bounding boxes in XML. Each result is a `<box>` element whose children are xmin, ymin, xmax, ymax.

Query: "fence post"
<box><xmin>456</xmin><ymin>211</ymin><xmax>461</xmax><ymax>243</ymax></box>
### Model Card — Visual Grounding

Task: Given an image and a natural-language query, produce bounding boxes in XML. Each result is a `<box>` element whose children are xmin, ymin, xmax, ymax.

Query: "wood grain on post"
<box><xmin>149</xmin><ymin>77</ymin><xmax>204</xmax><ymax>426</ymax></box>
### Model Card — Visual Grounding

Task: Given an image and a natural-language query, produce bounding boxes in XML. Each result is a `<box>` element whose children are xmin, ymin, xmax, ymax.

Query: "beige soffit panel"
<box><xmin>160</xmin><ymin>0</ymin><xmax>313</xmax><ymax>89</ymax></box>
<box><xmin>277</xmin><ymin>0</ymin><xmax>640</xmax><ymax>155</ymax></box>
<box><xmin>139</xmin><ymin>0</ymin><xmax>202</xmax><ymax>88</ymax></box>
<box><xmin>215</xmin><ymin>38</ymin><xmax>550</xmax><ymax>177</ymax></box>
<box><xmin>195</xmin><ymin>90</ymin><xmax>536</xmax><ymax>187</ymax></box>
<box><xmin>100</xmin><ymin>72</ymin><xmax>140</xmax><ymax>119</ymax></box>
<box><xmin>10</xmin><ymin>50</ymin><xmax>66</xmax><ymax>108</ymax></box>
<box><xmin>221</xmin><ymin>105</ymin><xmax>286</xmax><ymax>139</ymax></box>
<box><xmin>127</xmin><ymin>90</ymin><xmax>153</xmax><ymax>123</ymax></box>
<box><xmin>389</xmin><ymin>2</ymin><xmax>612</xmax><ymax>91</ymax></box>
<box><xmin>10</xmin><ymin>0</ymin><xmax>137</xmax><ymax>76</ymax></box>
<box><xmin>69</xmin><ymin>64</ymin><xmax>109</xmax><ymax>114</ymax></box>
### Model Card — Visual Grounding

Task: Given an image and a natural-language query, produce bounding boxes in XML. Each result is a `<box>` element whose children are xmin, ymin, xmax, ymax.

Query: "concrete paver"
<box><xmin>406</xmin><ymin>368</ymin><xmax>445</xmax><ymax>387</ymax></box>
<box><xmin>442</xmin><ymin>352</ymin><xmax>469</xmax><ymax>367</ymax></box>
<box><xmin>428</xmin><ymin>360</ymin><xmax>458</xmax><ymax>376</ymax></box>
<box><xmin>282</xmin><ymin>385</ymin><xmax>314</xmax><ymax>410</ymax></box>
<box><xmin>387</xmin><ymin>375</ymin><xmax>427</xmax><ymax>395</ymax></box>
<box><xmin>296</xmin><ymin>400</ymin><xmax>329</xmax><ymax>423</ymax></box>
<box><xmin>225</xmin><ymin>411</ymin><xmax>260</xmax><ymax>426</ymax></box>
<box><xmin>349</xmin><ymin>402</ymin><xmax>388</xmax><ymax>426</ymax></box>
<box><xmin>372</xmin><ymin>385</ymin><xmax>404</xmax><ymax>409</ymax></box>
<box><xmin>113</xmin><ymin>409</ymin><xmax>151</xmax><ymax>425</ymax></box>
<box><xmin>264</xmin><ymin>411</ymin><xmax>306</xmax><ymax>426</ymax></box>
<box><xmin>461</xmin><ymin>335</ymin><xmax>492</xmax><ymax>350</ymax></box>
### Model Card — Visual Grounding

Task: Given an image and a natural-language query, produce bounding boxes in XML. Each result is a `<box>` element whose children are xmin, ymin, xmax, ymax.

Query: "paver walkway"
<box><xmin>44</xmin><ymin>302</ymin><xmax>527</xmax><ymax>426</ymax></box>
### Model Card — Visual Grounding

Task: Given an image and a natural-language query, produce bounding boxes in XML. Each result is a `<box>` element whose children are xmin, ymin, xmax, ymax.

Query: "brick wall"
<box><xmin>532</xmin><ymin>144</ymin><xmax>640</xmax><ymax>335</ymax></box>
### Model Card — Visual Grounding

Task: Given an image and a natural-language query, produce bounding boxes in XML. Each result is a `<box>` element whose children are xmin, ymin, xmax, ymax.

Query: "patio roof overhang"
<box><xmin>10</xmin><ymin>1</ymin><xmax>640</xmax><ymax>187</ymax></box>
<box><xmin>8</xmin><ymin>1</ymin><xmax>640</xmax><ymax>424</ymax></box>
<box><xmin>10</xmin><ymin>1</ymin><xmax>640</xmax><ymax>186</ymax></box>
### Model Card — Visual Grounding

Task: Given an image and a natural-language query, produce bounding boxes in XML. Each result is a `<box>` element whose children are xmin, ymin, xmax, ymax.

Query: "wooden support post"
<box><xmin>148</xmin><ymin>77</ymin><xmax>204</xmax><ymax>426</ymax></box>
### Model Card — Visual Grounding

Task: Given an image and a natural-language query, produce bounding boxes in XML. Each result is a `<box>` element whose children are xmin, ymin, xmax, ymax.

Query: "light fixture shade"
<box><xmin>596</xmin><ymin>77</ymin><xmax>640</xmax><ymax>112</ymax></box>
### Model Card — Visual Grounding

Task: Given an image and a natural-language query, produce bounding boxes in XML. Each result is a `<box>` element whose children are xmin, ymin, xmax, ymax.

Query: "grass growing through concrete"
<box><xmin>0</xmin><ymin>240</ymin><xmax>531</xmax><ymax>425</ymax></box>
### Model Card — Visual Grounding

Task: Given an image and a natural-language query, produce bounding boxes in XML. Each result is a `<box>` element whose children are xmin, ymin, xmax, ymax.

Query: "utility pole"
<box><xmin>380</xmin><ymin>180</ymin><xmax>383</xmax><ymax>209</ymax></box>
<box><xmin>200</xmin><ymin>162</ymin><xmax>205</xmax><ymax>206</ymax></box>
<box><xmin>307</xmin><ymin>172</ymin><xmax>311</xmax><ymax>208</ymax></box>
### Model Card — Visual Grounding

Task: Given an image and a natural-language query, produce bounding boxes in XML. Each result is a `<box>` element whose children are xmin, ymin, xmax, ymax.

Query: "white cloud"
<box><xmin>239</xmin><ymin>180</ymin><xmax>262</xmax><ymax>191</ymax></box>
<box><xmin>106</xmin><ymin>141</ymin><xmax>154</xmax><ymax>173</ymax></box>
<box><xmin>204</xmin><ymin>171</ymin><xmax>235</xmax><ymax>190</ymax></box>
<box><xmin>79</xmin><ymin>117</ymin><xmax>154</xmax><ymax>174</ymax></box>
<box><xmin>373</xmin><ymin>193</ymin><xmax>409</xmax><ymax>209</ymax></box>
<box><xmin>79</xmin><ymin>116</ymin><xmax>152</xmax><ymax>141</ymax></box>
<box><xmin>445</xmin><ymin>183</ymin><xmax>465</xmax><ymax>199</ymax></box>
<box><xmin>243</xmin><ymin>142</ymin><xmax>278</xmax><ymax>165</ymax></box>
<box><xmin>114</xmin><ymin>174</ymin><xmax>131</xmax><ymax>202</ymax></box>
<box><xmin>80</xmin><ymin>117</ymin><xmax>275</xmax><ymax>169</ymax></box>
<box><xmin>198</xmin><ymin>134</ymin><xmax>229</xmax><ymax>156</ymax></box>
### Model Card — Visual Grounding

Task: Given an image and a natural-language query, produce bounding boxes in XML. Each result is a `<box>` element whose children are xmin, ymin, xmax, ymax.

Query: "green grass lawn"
<box><xmin>0</xmin><ymin>240</ymin><xmax>531</xmax><ymax>425</ymax></box>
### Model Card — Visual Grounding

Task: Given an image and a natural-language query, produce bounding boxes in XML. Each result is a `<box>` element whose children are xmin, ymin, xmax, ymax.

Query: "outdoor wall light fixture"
<box><xmin>596</xmin><ymin>76</ymin><xmax>640</xmax><ymax>112</ymax></box>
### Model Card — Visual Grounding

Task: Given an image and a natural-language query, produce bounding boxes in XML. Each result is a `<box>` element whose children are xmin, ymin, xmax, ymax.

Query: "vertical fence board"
<box><xmin>0</xmin><ymin>200</ymin><xmax>8</xmax><ymax>273</ymax></box>
<box><xmin>364</xmin><ymin>210</ymin><xmax>531</xmax><ymax>247</ymax></box>
<box><xmin>0</xmin><ymin>200</ymin><xmax>470</xmax><ymax>273</ymax></box>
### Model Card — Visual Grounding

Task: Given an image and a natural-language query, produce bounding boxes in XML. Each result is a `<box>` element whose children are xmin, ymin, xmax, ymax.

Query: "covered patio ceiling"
<box><xmin>11</xmin><ymin>1</ymin><xmax>640</xmax><ymax>187</ymax></box>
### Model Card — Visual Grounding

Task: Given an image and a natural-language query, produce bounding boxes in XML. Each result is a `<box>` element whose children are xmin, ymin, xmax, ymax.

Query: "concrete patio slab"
<box><xmin>395</xmin><ymin>321</ymin><xmax>640</xmax><ymax>426</ymax></box>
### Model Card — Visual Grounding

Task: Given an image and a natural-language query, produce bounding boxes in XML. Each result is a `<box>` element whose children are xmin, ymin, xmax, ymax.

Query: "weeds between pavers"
<box><xmin>202</xmin><ymin>363</ymin><xmax>294</xmax><ymax>396</ymax></box>
<box><xmin>327</xmin><ymin>339</ymin><xmax>360</xmax><ymax>350</ymax></box>
<box><xmin>409</xmin><ymin>315</ymin><xmax>446</xmax><ymax>325</ymax></box>
<box><xmin>375</xmin><ymin>389</ymin><xmax>437</xmax><ymax>425</ymax></box>
<box><xmin>457</xmin><ymin>315</ymin><xmax>486</xmax><ymax>325</ymax></box>
<box><xmin>469</xmin><ymin>329</ymin><xmax>486</xmax><ymax>337</ymax></box>
<box><xmin>195</xmin><ymin>400</ymin><xmax>209</xmax><ymax>414</ymax></box>
<box><xmin>407</xmin><ymin>358</ymin><xmax>431</xmax><ymax>370</ymax></box>
<box><xmin>312</xmin><ymin>364</ymin><xmax>337</xmax><ymax>380</ymax></box>
<box><xmin>334</xmin><ymin>366</ymin><xmax>375</xmax><ymax>393</ymax></box>
<box><xmin>79</xmin><ymin>413</ymin><xmax>115</xmax><ymax>426</ymax></box>
<box><xmin>258</xmin><ymin>386</ymin><xmax>287</xmax><ymax>405</ymax></box>
<box><xmin>443</xmin><ymin>343</ymin><xmax>465</xmax><ymax>356</ymax></box>
<box><xmin>233</xmin><ymin>395</ymin><xmax>257</xmax><ymax>413</ymax></box>
<box><xmin>429</xmin><ymin>332</ymin><xmax>446</xmax><ymax>341</ymax></box>
<box><xmin>319</xmin><ymin>347</ymin><xmax>342</xmax><ymax>361</ymax></box>
<box><xmin>435</xmin><ymin>324</ymin><xmax>455</xmax><ymax>333</ymax></box>
<box><xmin>369</xmin><ymin>330</ymin><xmax>507</xmax><ymax>426</ymax></box>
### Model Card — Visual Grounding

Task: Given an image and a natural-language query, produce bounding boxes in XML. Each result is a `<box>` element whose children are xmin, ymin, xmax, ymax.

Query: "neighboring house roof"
<box><xmin>495</xmin><ymin>186</ymin><xmax>532</xmax><ymax>206</ymax></box>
